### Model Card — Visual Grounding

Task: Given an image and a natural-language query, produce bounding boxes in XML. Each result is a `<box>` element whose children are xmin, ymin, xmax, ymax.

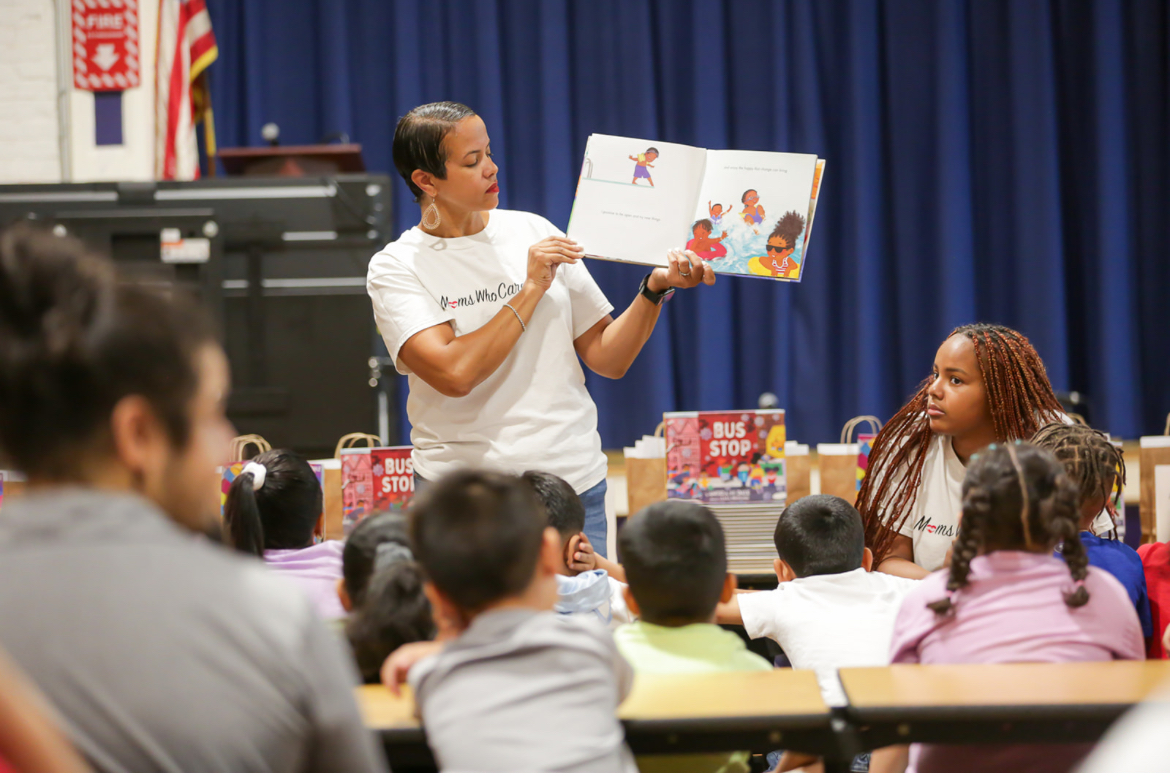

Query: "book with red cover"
<box><xmin>371</xmin><ymin>446</ymin><xmax>414</xmax><ymax>513</ymax></box>
<box><xmin>666</xmin><ymin>409</ymin><xmax>786</xmax><ymax>504</ymax></box>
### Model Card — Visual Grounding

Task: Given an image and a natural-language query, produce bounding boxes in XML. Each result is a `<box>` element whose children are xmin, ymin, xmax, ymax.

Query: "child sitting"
<box><xmin>615</xmin><ymin>501</ymin><xmax>771</xmax><ymax>773</ymax></box>
<box><xmin>339</xmin><ymin>514</ymin><xmax>436</xmax><ymax>683</ymax></box>
<box><xmin>521</xmin><ymin>471</ymin><xmax>631</xmax><ymax>627</ymax></box>
<box><xmin>224</xmin><ymin>449</ymin><xmax>345</xmax><ymax>620</ymax></box>
<box><xmin>389</xmin><ymin>470</ymin><xmax>635</xmax><ymax>772</ymax></box>
<box><xmin>889</xmin><ymin>442</ymin><xmax>1143</xmax><ymax>773</ymax></box>
<box><xmin>1031</xmin><ymin>423</ymin><xmax>1152</xmax><ymax>641</ymax></box>
<box><xmin>721</xmin><ymin>495</ymin><xmax>920</xmax><ymax>706</ymax></box>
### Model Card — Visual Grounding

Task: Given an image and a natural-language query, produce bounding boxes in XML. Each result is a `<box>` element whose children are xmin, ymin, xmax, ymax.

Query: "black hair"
<box><xmin>645</xmin><ymin>147</ymin><xmax>659</xmax><ymax>156</ymax></box>
<box><xmin>224</xmin><ymin>449</ymin><xmax>323</xmax><ymax>557</ymax></box>
<box><xmin>409</xmin><ymin>470</ymin><xmax>547</xmax><ymax>612</ymax></box>
<box><xmin>341</xmin><ymin>512</ymin><xmax>413</xmax><ymax>608</ymax></box>
<box><xmin>774</xmin><ymin>495</ymin><xmax>865</xmax><ymax>577</ymax></box>
<box><xmin>927</xmin><ymin>442</ymin><xmax>1088</xmax><ymax>616</ymax></box>
<box><xmin>769</xmin><ymin>211</ymin><xmax>806</xmax><ymax>248</ymax></box>
<box><xmin>617</xmin><ymin>501</ymin><xmax>727</xmax><ymax>626</ymax></box>
<box><xmin>741</xmin><ymin>189</ymin><xmax>757</xmax><ymax>203</ymax></box>
<box><xmin>1030</xmin><ymin>422</ymin><xmax>1125</xmax><ymax>536</ymax></box>
<box><xmin>345</xmin><ymin>562</ymin><xmax>436</xmax><ymax>683</ymax></box>
<box><xmin>692</xmin><ymin>219</ymin><xmax>714</xmax><ymax>235</ymax></box>
<box><xmin>0</xmin><ymin>225</ymin><xmax>216</xmax><ymax>478</ymax></box>
<box><xmin>521</xmin><ymin>471</ymin><xmax>584</xmax><ymax>539</ymax></box>
<box><xmin>392</xmin><ymin>101</ymin><xmax>477</xmax><ymax>202</ymax></box>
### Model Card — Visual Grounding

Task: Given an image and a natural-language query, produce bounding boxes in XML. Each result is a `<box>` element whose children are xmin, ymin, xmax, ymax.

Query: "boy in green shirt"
<box><xmin>614</xmin><ymin>502</ymin><xmax>771</xmax><ymax>771</ymax></box>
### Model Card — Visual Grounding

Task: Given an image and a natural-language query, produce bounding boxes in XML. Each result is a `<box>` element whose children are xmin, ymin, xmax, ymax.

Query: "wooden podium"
<box><xmin>217</xmin><ymin>144</ymin><xmax>365</xmax><ymax>177</ymax></box>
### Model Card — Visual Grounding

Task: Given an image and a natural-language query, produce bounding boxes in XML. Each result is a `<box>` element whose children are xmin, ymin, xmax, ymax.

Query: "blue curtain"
<box><xmin>204</xmin><ymin>0</ymin><xmax>1170</xmax><ymax>448</ymax></box>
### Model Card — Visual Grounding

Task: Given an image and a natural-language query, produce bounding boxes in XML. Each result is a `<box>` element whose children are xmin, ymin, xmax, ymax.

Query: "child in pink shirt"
<box><xmin>887</xmin><ymin>442</ymin><xmax>1143</xmax><ymax>773</ymax></box>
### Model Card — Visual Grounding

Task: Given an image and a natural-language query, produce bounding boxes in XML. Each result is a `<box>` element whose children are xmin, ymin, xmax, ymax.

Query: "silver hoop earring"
<box><xmin>422</xmin><ymin>201</ymin><xmax>441</xmax><ymax>230</ymax></box>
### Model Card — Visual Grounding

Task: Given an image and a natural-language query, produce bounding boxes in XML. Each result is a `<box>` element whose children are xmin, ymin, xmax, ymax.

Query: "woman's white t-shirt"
<box><xmin>366</xmin><ymin>210</ymin><xmax>614</xmax><ymax>493</ymax></box>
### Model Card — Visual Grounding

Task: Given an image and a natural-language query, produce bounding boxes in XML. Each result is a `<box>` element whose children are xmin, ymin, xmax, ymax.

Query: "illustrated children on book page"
<box><xmin>567</xmin><ymin>134</ymin><xmax>706</xmax><ymax>267</ymax></box>
<box><xmin>690</xmin><ymin>151</ymin><xmax>818</xmax><ymax>280</ymax></box>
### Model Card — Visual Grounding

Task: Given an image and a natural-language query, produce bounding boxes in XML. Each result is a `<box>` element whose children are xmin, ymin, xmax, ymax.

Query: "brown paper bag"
<box><xmin>625</xmin><ymin>422</ymin><xmax>667</xmax><ymax>518</ymax></box>
<box><xmin>785</xmin><ymin>442</ymin><xmax>811</xmax><ymax>502</ymax></box>
<box><xmin>817</xmin><ymin>416</ymin><xmax>882</xmax><ymax>504</ymax></box>
<box><xmin>321</xmin><ymin>467</ymin><xmax>344</xmax><ymax>541</ymax></box>
<box><xmin>1139</xmin><ymin>414</ymin><xmax>1170</xmax><ymax>545</ymax></box>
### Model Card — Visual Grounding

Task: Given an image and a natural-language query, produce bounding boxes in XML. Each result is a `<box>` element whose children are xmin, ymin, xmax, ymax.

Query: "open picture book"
<box><xmin>567</xmin><ymin>134</ymin><xmax>825</xmax><ymax>281</ymax></box>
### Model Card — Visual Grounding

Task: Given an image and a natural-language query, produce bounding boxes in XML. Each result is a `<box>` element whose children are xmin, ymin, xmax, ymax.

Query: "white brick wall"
<box><xmin>0</xmin><ymin>0</ymin><xmax>62</xmax><ymax>184</ymax></box>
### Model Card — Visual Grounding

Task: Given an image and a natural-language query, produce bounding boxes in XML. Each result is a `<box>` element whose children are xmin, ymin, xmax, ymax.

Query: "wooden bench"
<box><xmin>358</xmin><ymin>669</ymin><xmax>838</xmax><ymax>769</ymax></box>
<box><xmin>838</xmin><ymin>660</ymin><xmax>1170</xmax><ymax>752</ymax></box>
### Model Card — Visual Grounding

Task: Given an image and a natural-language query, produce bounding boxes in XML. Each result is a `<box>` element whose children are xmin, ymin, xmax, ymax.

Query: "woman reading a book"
<box><xmin>367</xmin><ymin>102</ymin><xmax>714</xmax><ymax>556</ymax></box>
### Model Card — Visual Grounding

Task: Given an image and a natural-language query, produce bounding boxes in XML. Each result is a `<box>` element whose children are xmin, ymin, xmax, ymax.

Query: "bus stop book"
<box><xmin>567</xmin><ymin>134</ymin><xmax>824</xmax><ymax>281</ymax></box>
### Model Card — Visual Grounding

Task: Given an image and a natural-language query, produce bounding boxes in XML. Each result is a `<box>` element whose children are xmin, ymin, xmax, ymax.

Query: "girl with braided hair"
<box><xmin>858</xmin><ymin>323</ymin><xmax>1066</xmax><ymax>578</ymax></box>
<box><xmin>1031</xmin><ymin>423</ymin><xmax>1152</xmax><ymax>641</ymax></box>
<box><xmin>886</xmin><ymin>442</ymin><xmax>1143</xmax><ymax>773</ymax></box>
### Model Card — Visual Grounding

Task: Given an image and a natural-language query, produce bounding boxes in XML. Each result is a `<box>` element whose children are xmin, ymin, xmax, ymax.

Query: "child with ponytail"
<box><xmin>224</xmin><ymin>449</ymin><xmax>346</xmax><ymax>620</ymax></box>
<box><xmin>886</xmin><ymin>442</ymin><xmax>1143</xmax><ymax>773</ymax></box>
<box><xmin>857</xmin><ymin>324</ymin><xmax>1066</xmax><ymax>578</ymax></box>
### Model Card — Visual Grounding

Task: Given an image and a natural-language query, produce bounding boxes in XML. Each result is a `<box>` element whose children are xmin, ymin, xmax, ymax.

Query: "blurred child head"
<box><xmin>773</xmin><ymin>495</ymin><xmax>870</xmax><ymax>582</ymax></box>
<box><xmin>618</xmin><ymin>502</ymin><xmax>735</xmax><ymax>627</ymax></box>
<box><xmin>339</xmin><ymin>512</ymin><xmax>412</xmax><ymax>611</ymax></box>
<box><xmin>521</xmin><ymin>470</ymin><xmax>583</xmax><ymax>575</ymax></box>
<box><xmin>345</xmin><ymin>560</ymin><xmax>436</xmax><ymax>683</ymax></box>
<box><xmin>409</xmin><ymin>470</ymin><xmax>561</xmax><ymax>622</ymax></box>
<box><xmin>223</xmin><ymin>449</ymin><xmax>322</xmax><ymax>558</ymax></box>
<box><xmin>0</xmin><ymin>226</ymin><xmax>231</xmax><ymax>533</ymax></box>
<box><xmin>928</xmin><ymin>442</ymin><xmax>1086</xmax><ymax>616</ymax></box>
<box><xmin>1030</xmin><ymin>423</ymin><xmax>1125</xmax><ymax>533</ymax></box>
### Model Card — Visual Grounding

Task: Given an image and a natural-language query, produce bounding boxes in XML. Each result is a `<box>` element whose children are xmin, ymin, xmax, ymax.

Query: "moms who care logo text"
<box><xmin>441</xmin><ymin>281</ymin><xmax>525</xmax><ymax>310</ymax></box>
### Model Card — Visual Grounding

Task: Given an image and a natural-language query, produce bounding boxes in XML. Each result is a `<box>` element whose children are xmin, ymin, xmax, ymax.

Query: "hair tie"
<box><xmin>374</xmin><ymin>541</ymin><xmax>413</xmax><ymax>571</ymax></box>
<box><xmin>241</xmin><ymin>461</ymin><xmax>267</xmax><ymax>491</ymax></box>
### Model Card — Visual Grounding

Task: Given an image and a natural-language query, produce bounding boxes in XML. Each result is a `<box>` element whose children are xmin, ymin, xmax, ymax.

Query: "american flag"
<box><xmin>154</xmin><ymin>0</ymin><xmax>218</xmax><ymax>180</ymax></box>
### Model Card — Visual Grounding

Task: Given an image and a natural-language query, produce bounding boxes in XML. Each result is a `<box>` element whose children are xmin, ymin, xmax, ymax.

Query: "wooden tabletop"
<box><xmin>619</xmin><ymin>670</ymin><xmax>828</xmax><ymax>722</ymax></box>
<box><xmin>356</xmin><ymin>685</ymin><xmax>419</xmax><ymax>734</ymax></box>
<box><xmin>840</xmin><ymin>661</ymin><xmax>1170</xmax><ymax>713</ymax></box>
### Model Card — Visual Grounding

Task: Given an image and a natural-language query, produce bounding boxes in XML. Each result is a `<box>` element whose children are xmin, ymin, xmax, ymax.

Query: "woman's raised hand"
<box><xmin>653</xmin><ymin>248</ymin><xmax>716</xmax><ymax>290</ymax></box>
<box><xmin>527</xmin><ymin>236</ymin><xmax>584</xmax><ymax>291</ymax></box>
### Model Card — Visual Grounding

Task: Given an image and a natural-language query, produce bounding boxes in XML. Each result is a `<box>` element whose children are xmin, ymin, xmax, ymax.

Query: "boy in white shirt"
<box><xmin>718</xmin><ymin>494</ymin><xmax>920</xmax><ymax>771</ymax></box>
<box><xmin>522</xmin><ymin>471</ymin><xmax>631</xmax><ymax>628</ymax></box>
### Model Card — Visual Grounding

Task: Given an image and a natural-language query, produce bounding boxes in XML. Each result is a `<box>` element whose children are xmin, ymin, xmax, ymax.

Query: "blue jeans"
<box><xmin>413</xmin><ymin>474</ymin><xmax>608</xmax><ymax>556</ymax></box>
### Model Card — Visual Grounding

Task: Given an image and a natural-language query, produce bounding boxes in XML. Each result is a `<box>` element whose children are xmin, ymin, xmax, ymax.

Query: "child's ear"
<box><xmin>336</xmin><ymin>579</ymin><xmax>353</xmax><ymax>613</ymax></box>
<box><xmin>773</xmin><ymin>558</ymin><xmax>797</xmax><ymax>583</ymax></box>
<box><xmin>622</xmin><ymin>584</ymin><xmax>642</xmax><ymax>618</ymax></box>
<box><xmin>862</xmin><ymin>547</ymin><xmax>874</xmax><ymax>572</ymax></box>
<box><xmin>538</xmin><ymin>527</ymin><xmax>562</xmax><ymax>576</ymax></box>
<box><xmin>424</xmin><ymin>581</ymin><xmax>468</xmax><ymax>639</ymax></box>
<box><xmin>314</xmin><ymin>512</ymin><xmax>325</xmax><ymax>540</ymax></box>
<box><xmin>719</xmin><ymin>572</ymin><xmax>738</xmax><ymax>604</ymax></box>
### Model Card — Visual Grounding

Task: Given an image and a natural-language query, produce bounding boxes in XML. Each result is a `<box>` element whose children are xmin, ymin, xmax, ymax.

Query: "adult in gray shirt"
<box><xmin>0</xmin><ymin>227</ymin><xmax>383</xmax><ymax>771</ymax></box>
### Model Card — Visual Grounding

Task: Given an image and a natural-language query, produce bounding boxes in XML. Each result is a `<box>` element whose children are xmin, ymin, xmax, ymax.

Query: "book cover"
<box><xmin>568</xmin><ymin>134</ymin><xmax>823</xmax><ymax>282</ymax></box>
<box><xmin>666</xmin><ymin>410</ymin><xmax>786</xmax><ymax>503</ymax></box>
<box><xmin>341</xmin><ymin>448</ymin><xmax>376</xmax><ymax>532</ymax></box>
<box><xmin>371</xmin><ymin>446</ymin><xmax>414</xmax><ymax>514</ymax></box>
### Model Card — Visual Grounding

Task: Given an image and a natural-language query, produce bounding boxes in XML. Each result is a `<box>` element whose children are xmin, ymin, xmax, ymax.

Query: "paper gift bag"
<box><xmin>336</xmin><ymin>433</ymin><xmax>384</xmax><ymax>535</ymax></box>
<box><xmin>310</xmin><ymin>459</ymin><xmax>344</xmax><ymax>541</ymax></box>
<box><xmin>626</xmin><ymin>422</ymin><xmax>667</xmax><ymax>518</ymax></box>
<box><xmin>785</xmin><ymin>442</ymin><xmax>811</xmax><ymax>502</ymax></box>
<box><xmin>220</xmin><ymin>434</ymin><xmax>272</xmax><ymax>514</ymax></box>
<box><xmin>817</xmin><ymin>416</ymin><xmax>881</xmax><ymax>504</ymax></box>
<box><xmin>1140</xmin><ymin>414</ymin><xmax>1170</xmax><ymax>545</ymax></box>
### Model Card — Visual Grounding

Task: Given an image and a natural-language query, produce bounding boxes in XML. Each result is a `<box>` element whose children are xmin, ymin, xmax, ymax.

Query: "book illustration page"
<box><xmin>567</xmin><ymin>134</ymin><xmax>706</xmax><ymax>267</ymax></box>
<box><xmin>690</xmin><ymin>150</ymin><xmax>818</xmax><ymax>280</ymax></box>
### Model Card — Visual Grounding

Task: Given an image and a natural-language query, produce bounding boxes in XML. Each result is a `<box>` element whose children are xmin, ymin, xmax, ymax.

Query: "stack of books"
<box><xmin>665</xmin><ymin>410</ymin><xmax>787</xmax><ymax>574</ymax></box>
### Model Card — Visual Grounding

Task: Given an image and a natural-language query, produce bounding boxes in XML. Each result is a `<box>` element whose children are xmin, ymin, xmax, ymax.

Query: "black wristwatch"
<box><xmin>638</xmin><ymin>273</ymin><xmax>675</xmax><ymax>306</ymax></box>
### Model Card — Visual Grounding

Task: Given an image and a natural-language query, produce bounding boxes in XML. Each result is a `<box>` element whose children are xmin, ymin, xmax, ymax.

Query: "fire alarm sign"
<box><xmin>72</xmin><ymin>0</ymin><xmax>140</xmax><ymax>91</ymax></box>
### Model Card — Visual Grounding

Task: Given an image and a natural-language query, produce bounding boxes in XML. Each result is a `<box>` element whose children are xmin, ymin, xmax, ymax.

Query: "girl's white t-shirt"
<box><xmin>896</xmin><ymin>434</ymin><xmax>967</xmax><ymax>573</ymax></box>
<box><xmin>366</xmin><ymin>210</ymin><xmax>614</xmax><ymax>493</ymax></box>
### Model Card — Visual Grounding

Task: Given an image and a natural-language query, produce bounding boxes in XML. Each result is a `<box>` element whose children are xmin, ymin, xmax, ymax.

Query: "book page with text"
<box><xmin>689</xmin><ymin>150</ymin><xmax>818</xmax><ymax>280</ymax></box>
<box><xmin>567</xmin><ymin>134</ymin><xmax>706</xmax><ymax>267</ymax></box>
